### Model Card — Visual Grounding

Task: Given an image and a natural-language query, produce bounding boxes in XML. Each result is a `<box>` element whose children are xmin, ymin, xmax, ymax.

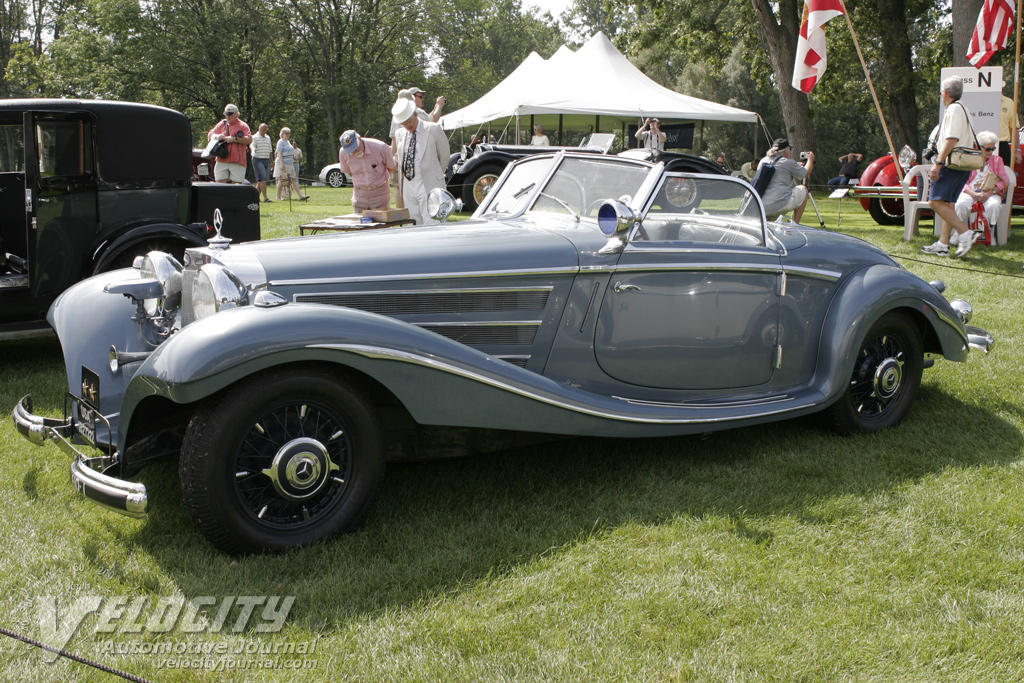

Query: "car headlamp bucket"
<box><xmin>428</xmin><ymin>188</ymin><xmax>462</xmax><ymax>222</ymax></box>
<box><xmin>950</xmin><ymin>298</ymin><xmax>973</xmax><ymax>324</ymax></box>
<box><xmin>140</xmin><ymin>251</ymin><xmax>184</xmax><ymax>311</ymax></box>
<box><xmin>899</xmin><ymin>145</ymin><xmax>917</xmax><ymax>171</ymax></box>
<box><xmin>192</xmin><ymin>263</ymin><xmax>247</xmax><ymax>321</ymax></box>
<box><xmin>597</xmin><ymin>200</ymin><xmax>635</xmax><ymax>236</ymax></box>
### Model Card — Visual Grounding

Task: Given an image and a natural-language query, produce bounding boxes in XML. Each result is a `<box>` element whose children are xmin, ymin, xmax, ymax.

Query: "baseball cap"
<box><xmin>340</xmin><ymin>130</ymin><xmax>361</xmax><ymax>154</ymax></box>
<box><xmin>408</xmin><ymin>87</ymin><xmax>425</xmax><ymax>96</ymax></box>
<box><xmin>224</xmin><ymin>103</ymin><xmax>239</xmax><ymax>115</ymax></box>
<box><xmin>772</xmin><ymin>137</ymin><xmax>790</xmax><ymax>150</ymax></box>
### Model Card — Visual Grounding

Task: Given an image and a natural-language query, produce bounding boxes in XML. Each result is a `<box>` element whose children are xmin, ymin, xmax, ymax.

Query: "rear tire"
<box><xmin>326</xmin><ymin>169</ymin><xmax>346</xmax><ymax>188</ymax></box>
<box><xmin>180</xmin><ymin>366</ymin><xmax>385</xmax><ymax>554</ymax></box>
<box><xmin>824</xmin><ymin>313</ymin><xmax>923</xmax><ymax>434</ymax></box>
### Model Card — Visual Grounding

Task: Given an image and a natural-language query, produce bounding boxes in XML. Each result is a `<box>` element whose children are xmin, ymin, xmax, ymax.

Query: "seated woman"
<box><xmin>952</xmin><ymin>130</ymin><xmax>1007</xmax><ymax>241</ymax></box>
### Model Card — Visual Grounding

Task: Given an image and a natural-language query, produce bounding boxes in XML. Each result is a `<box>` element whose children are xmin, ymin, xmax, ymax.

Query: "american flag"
<box><xmin>791</xmin><ymin>0</ymin><xmax>847</xmax><ymax>94</ymax></box>
<box><xmin>967</xmin><ymin>0</ymin><xmax>1015</xmax><ymax>67</ymax></box>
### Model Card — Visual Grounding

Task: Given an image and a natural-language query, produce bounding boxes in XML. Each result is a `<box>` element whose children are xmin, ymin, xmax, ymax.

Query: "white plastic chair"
<box><xmin>901</xmin><ymin>164</ymin><xmax>938</xmax><ymax>242</ymax></box>
<box><xmin>993</xmin><ymin>167</ymin><xmax>1015</xmax><ymax>245</ymax></box>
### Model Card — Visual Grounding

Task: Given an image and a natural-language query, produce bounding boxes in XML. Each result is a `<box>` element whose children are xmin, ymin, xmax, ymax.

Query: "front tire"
<box><xmin>868</xmin><ymin>195</ymin><xmax>904</xmax><ymax>225</ymax></box>
<box><xmin>462</xmin><ymin>163</ymin><xmax>503</xmax><ymax>211</ymax></box>
<box><xmin>180</xmin><ymin>366</ymin><xmax>385</xmax><ymax>554</ymax></box>
<box><xmin>824</xmin><ymin>313</ymin><xmax>923</xmax><ymax>434</ymax></box>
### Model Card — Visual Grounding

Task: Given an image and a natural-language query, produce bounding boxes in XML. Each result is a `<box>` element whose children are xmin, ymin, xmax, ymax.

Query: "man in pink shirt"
<box><xmin>207</xmin><ymin>104</ymin><xmax>252</xmax><ymax>183</ymax></box>
<box><xmin>338</xmin><ymin>130</ymin><xmax>396</xmax><ymax>212</ymax></box>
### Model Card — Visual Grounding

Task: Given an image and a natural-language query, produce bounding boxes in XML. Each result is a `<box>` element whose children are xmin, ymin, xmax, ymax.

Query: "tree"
<box><xmin>952</xmin><ymin>0</ymin><xmax>983</xmax><ymax>66</ymax></box>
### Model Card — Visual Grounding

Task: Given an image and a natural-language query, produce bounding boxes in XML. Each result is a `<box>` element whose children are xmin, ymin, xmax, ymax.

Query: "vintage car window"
<box><xmin>36</xmin><ymin>120</ymin><xmax>93</xmax><ymax>178</ymax></box>
<box><xmin>0</xmin><ymin>125</ymin><xmax>23</xmax><ymax>173</ymax></box>
<box><xmin>481</xmin><ymin>156</ymin><xmax>555</xmax><ymax>215</ymax></box>
<box><xmin>633</xmin><ymin>175</ymin><xmax>765</xmax><ymax>247</ymax></box>
<box><xmin>531</xmin><ymin>156</ymin><xmax>650</xmax><ymax>219</ymax></box>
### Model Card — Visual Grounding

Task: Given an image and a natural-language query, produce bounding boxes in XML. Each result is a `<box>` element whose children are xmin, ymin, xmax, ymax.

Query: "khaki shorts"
<box><xmin>214</xmin><ymin>161</ymin><xmax>246</xmax><ymax>183</ymax></box>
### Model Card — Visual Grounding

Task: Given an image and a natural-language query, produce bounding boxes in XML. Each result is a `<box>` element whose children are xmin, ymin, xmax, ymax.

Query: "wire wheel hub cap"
<box><xmin>262</xmin><ymin>437</ymin><xmax>338</xmax><ymax>501</ymax></box>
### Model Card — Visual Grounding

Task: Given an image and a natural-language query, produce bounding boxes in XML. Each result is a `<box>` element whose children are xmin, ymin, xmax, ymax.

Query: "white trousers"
<box><xmin>954</xmin><ymin>192</ymin><xmax>1001</xmax><ymax>228</ymax></box>
<box><xmin>402</xmin><ymin>176</ymin><xmax>436</xmax><ymax>226</ymax></box>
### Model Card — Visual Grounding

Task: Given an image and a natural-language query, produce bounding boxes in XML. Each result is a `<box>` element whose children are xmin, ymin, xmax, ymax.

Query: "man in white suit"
<box><xmin>392</xmin><ymin>97</ymin><xmax>449</xmax><ymax>225</ymax></box>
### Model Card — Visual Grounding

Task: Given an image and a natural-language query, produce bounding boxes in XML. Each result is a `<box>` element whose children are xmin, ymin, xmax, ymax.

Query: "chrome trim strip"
<box><xmin>612</xmin><ymin>394</ymin><xmax>793</xmax><ymax>409</ymax></box>
<box><xmin>293</xmin><ymin>285</ymin><xmax>555</xmax><ymax>298</ymax></box>
<box><xmin>782</xmin><ymin>266</ymin><xmax>842</xmax><ymax>282</ymax></box>
<box><xmin>623</xmin><ymin>245</ymin><xmax>773</xmax><ymax>257</ymax></box>
<box><xmin>271</xmin><ymin>266</ymin><xmax>579</xmax><ymax>288</ymax></box>
<box><xmin>414</xmin><ymin>320</ymin><xmax>542</xmax><ymax>327</ymax></box>
<box><xmin>310</xmin><ymin>343</ymin><xmax>809</xmax><ymax>425</ymax></box>
<box><xmin>611</xmin><ymin>262</ymin><xmax>783</xmax><ymax>275</ymax></box>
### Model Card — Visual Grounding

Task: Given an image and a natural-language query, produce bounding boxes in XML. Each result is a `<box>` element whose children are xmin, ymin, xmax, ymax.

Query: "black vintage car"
<box><xmin>446</xmin><ymin>134</ymin><xmax>727</xmax><ymax>211</ymax></box>
<box><xmin>0</xmin><ymin>99</ymin><xmax>260</xmax><ymax>340</ymax></box>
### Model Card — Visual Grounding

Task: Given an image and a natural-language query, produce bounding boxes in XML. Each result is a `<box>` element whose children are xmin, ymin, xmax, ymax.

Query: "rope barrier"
<box><xmin>0</xmin><ymin>625</ymin><xmax>156</xmax><ymax>683</ymax></box>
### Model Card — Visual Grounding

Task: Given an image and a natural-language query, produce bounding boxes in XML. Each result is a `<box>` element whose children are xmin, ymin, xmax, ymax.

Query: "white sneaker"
<box><xmin>954</xmin><ymin>230</ymin><xmax>978</xmax><ymax>257</ymax></box>
<box><xmin>949</xmin><ymin>230</ymin><xmax>959</xmax><ymax>245</ymax></box>
<box><xmin>920</xmin><ymin>241</ymin><xmax>949</xmax><ymax>256</ymax></box>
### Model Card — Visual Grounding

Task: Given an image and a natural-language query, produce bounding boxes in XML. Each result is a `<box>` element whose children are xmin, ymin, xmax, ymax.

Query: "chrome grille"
<box><xmin>294</xmin><ymin>289</ymin><xmax>550</xmax><ymax>315</ymax></box>
<box><xmin>182</xmin><ymin>268</ymin><xmax>197</xmax><ymax>326</ymax></box>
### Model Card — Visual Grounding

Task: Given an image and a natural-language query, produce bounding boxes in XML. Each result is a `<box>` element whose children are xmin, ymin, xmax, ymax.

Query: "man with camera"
<box><xmin>635</xmin><ymin>118</ymin><xmax>666</xmax><ymax>152</ymax></box>
<box><xmin>756</xmin><ymin>138</ymin><xmax>814</xmax><ymax>223</ymax></box>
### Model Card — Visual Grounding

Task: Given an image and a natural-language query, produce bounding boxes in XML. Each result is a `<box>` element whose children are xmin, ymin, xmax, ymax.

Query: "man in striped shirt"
<box><xmin>249</xmin><ymin>122</ymin><xmax>273</xmax><ymax>202</ymax></box>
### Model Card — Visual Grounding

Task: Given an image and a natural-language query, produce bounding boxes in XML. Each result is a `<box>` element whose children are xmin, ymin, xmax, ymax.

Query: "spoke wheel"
<box><xmin>868</xmin><ymin>195</ymin><xmax>903</xmax><ymax>225</ymax></box>
<box><xmin>326</xmin><ymin>169</ymin><xmax>346</xmax><ymax>188</ymax></box>
<box><xmin>462</xmin><ymin>163</ymin><xmax>503</xmax><ymax>211</ymax></box>
<box><xmin>180</xmin><ymin>366</ymin><xmax>384</xmax><ymax>554</ymax></box>
<box><xmin>825</xmin><ymin>313</ymin><xmax>923</xmax><ymax>434</ymax></box>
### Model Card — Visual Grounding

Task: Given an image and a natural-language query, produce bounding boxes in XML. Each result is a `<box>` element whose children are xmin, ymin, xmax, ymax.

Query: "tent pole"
<box><xmin>559</xmin><ymin>114</ymin><xmax>564</xmax><ymax>145</ymax></box>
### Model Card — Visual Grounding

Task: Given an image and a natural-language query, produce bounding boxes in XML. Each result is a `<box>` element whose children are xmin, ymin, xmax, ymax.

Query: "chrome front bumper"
<box><xmin>12</xmin><ymin>395</ymin><xmax>148</xmax><ymax>518</ymax></box>
<box><xmin>966</xmin><ymin>325</ymin><xmax>994</xmax><ymax>354</ymax></box>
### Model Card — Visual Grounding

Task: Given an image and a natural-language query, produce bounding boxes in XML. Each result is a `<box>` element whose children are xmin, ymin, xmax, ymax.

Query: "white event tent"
<box><xmin>439</xmin><ymin>32</ymin><xmax>757</xmax><ymax>146</ymax></box>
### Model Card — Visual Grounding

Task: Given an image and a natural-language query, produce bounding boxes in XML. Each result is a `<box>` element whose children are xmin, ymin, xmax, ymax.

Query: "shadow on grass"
<box><xmin>125</xmin><ymin>384</ymin><xmax>1023</xmax><ymax>634</ymax></box>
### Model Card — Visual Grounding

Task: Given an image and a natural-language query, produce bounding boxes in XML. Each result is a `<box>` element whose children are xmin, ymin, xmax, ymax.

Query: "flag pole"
<box><xmin>1015</xmin><ymin>0</ymin><xmax>1021</xmax><ymax>165</ymax></box>
<box><xmin>838</xmin><ymin>0</ymin><xmax>904</xmax><ymax>181</ymax></box>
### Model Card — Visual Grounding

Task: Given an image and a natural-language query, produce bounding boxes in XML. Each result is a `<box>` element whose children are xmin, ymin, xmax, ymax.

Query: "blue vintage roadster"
<box><xmin>13</xmin><ymin>150</ymin><xmax>993</xmax><ymax>554</ymax></box>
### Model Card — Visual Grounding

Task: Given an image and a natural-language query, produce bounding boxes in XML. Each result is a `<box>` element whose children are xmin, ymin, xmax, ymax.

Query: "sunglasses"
<box><xmin>982</xmin><ymin>146</ymin><xmax>996</xmax><ymax>151</ymax></box>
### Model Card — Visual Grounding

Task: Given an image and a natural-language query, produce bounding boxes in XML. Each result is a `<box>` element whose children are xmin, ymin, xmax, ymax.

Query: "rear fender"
<box><xmin>813</xmin><ymin>265</ymin><xmax>968</xmax><ymax>404</ymax></box>
<box><xmin>857</xmin><ymin>155</ymin><xmax>895</xmax><ymax>210</ymax></box>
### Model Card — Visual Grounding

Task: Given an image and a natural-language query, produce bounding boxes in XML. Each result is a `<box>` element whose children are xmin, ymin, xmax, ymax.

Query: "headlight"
<box><xmin>899</xmin><ymin>145</ymin><xmax>917</xmax><ymax>171</ymax></box>
<box><xmin>139</xmin><ymin>251</ymin><xmax>183</xmax><ymax>312</ymax></box>
<box><xmin>427</xmin><ymin>188</ymin><xmax>462</xmax><ymax>222</ymax></box>
<box><xmin>192</xmin><ymin>263</ymin><xmax>247</xmax><ymax>321</ymax></box>
<box><xmin>950</xmin><ymin>299</ymin><xmax>973</xmax><ymax>324</ymax></box>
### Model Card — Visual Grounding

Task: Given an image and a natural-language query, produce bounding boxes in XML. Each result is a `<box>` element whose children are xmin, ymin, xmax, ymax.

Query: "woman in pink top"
<box><xmin>953</xmin><ymin>130</ymin><xmax>1008</xmax><ymax>236</ymax></box>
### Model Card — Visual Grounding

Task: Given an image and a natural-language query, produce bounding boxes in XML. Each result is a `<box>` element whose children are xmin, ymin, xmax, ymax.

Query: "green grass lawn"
<box><xmin>3</xmin><ymin>187</ymin><xmax>1024</xmax><ymax>682</ymax></box>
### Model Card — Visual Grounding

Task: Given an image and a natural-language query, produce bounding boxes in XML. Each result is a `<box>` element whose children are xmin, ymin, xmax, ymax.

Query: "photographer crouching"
<box><xmin>756</xmin><ymin>138</ymin><xmax>815</xmax><ymax>222</ymax></box>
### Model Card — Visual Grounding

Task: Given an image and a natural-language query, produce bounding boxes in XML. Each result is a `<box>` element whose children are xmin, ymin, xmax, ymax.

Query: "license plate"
<box><xmin>76</xmin><ymin>366</ymin><xmax>100</xmax><ymax>445</ymax></box>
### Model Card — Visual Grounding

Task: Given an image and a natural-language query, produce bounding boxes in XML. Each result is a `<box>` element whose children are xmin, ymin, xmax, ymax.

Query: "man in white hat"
<box><xmin>338</xmin><ymin>130</ymin><xmax>396</xmax><ymax>212</ymax></box>
<box><xmin>389</xmin><ymin>87</ymin><xmax>445</xmax><ymax>209</ymax></box>
<box><xmin>207</xmin><ymin>104</ymin><xmax>252</xmax><ymax>183</ymax></box>
<box><xmin>391</xmin><ymin>97</ymin><xmax>449</xmax><ymax>225</ymax></box>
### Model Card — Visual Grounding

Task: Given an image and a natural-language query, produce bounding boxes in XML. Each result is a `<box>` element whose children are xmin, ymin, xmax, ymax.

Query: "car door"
<box><xmin>25</xmin><ymin>111</ymin><xmax>99</xmax><ymax>302</ymax></box>
<box><xmin>594</xmin><ymin>174</ymin><xmax>783</xmax><ymax>391</ymax></box>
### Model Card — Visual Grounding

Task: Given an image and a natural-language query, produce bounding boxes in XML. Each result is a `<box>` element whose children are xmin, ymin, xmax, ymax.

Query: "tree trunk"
<box><xmin>749</xmin><ymin>0</ymin><xmax>820</xmax><ymax>181</ymax></box>
<box><xmin>953</xmin><ymin>0</ymin><xmax>984</xmax><ymax>67</ymax></box>
<box><xmin>872</xmin><ymin>0</ymin><xmax>920</xmax><ymax>153</ymax></box>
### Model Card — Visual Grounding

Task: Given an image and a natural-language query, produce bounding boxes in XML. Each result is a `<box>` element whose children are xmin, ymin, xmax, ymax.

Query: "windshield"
<box><xmin>633</xmin><ymin>175</ymin><xmax>766</xmax><ymax>247</ymax></box>
<box><xmin>483</xmin><ymin>155</ymin><xmax>651</xmax><ymax>219</ymax></box>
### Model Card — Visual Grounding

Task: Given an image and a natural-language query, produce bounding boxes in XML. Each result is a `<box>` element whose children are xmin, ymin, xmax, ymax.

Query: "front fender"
<box><xmin>93</xmin><ymin>222</ymin><xmax>207</xmax><ymax>273</ymax></box>
<box><xmin>814</xmin><ymin>265</ymin><xmax>968</xmax><ymax>404</ymax></box>
<box><xmin>857</xmin><ymin>155</ymin><xmax>895</xmax><ymax>210</ymax></box>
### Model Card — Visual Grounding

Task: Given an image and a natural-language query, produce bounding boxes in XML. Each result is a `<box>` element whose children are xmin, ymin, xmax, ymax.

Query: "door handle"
<box><xmin>613</xmin><ymin>281</ymin><xmax>641</xmax><ymax>293</ymax></box>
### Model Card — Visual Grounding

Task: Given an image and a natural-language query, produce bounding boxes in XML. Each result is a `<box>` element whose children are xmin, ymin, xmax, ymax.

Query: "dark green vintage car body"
<box><xmin>14</xmin><ymin>150</ymin><xmax>991</xmax><ymax>554</ymax></box>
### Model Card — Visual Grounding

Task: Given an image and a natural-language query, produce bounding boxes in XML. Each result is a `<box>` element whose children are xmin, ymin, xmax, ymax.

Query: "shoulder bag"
<box><xmin>945</xmin><ymin>103</ymin><xmax>984</xmax><ymax>172</ymax></box>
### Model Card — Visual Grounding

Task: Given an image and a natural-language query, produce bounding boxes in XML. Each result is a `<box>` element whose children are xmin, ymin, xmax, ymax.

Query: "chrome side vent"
<box><xmin>294</xmin><ymin>288</ymin><xmax>551</xmax><ymax>315</ymax></box>
<box><xmin>419</xmin><ymin>323</ymin><xmax>539</xmax><ymax>345</ymax></box>
<box><xmin>181</xmin><ymin>268</ymin><xmax>197</xmax><ymax>326</ymax></box>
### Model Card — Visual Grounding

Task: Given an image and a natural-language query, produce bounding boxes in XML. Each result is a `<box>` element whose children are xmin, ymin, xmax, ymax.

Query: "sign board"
<box><xmin>939</xmin><ymin>66</ymin><xmax>1002</xmax><ymax>136</ymax></box>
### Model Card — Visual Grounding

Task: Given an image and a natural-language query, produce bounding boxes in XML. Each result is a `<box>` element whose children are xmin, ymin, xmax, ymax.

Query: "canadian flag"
<box><xmin>792</xmin><ymin>0</ymin><xmax>847</xmax><ymax>93</ymax></box>
<box><xmin>967</xmin><ymin>0</ymin><xmax>1015</xmax><ymax>68</ymax></box>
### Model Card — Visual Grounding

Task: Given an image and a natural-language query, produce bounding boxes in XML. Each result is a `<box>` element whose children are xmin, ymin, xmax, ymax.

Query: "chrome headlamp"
<box><xmin>898</xmin><ymin>145</ymin><xmax>917</xmax><ymax>172</ymax></box>
<box><xmin>139</xmin><ymin>251</ymin><xmax>184</xmax><ymax>312</ymax></box>
<box><xmin>192</xmin><ymin>263</ymin><xmax>247</xmax><ymax>321</ymax></box>
<box><xmin>950</xmin><ymin>299</ymin><xmax>973</xmax><ymax>324</ymax></box>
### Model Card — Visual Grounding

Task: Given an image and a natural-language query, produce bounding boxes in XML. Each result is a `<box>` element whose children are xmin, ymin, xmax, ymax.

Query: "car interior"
<box><xmin>0</xmin><ymin>122</ymin><xmax>27</xmax><ymax>288</ymax></box>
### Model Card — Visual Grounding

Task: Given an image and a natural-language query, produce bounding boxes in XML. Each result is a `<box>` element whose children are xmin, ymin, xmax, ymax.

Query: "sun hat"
<box><xmin>340</xmin><ymin>130</ymin><xmax>361</xmax><ymax>154</ymax></box>
<box><xmin>392</xmin><ymin>98</ymin><xmax>417</xmax><ymax>125</ymax></box>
